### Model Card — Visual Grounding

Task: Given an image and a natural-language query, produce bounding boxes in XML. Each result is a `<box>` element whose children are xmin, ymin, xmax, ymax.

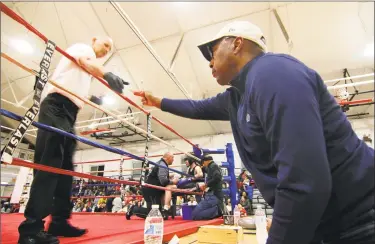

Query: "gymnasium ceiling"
<box><xmin>1</xmin><ymin>1</ymin><xmax>374</xmax><ymax>150</ymax></box>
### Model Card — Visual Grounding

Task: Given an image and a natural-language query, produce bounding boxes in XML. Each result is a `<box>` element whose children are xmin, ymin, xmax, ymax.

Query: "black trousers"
<box><xmin>133</xmin><ymin>187</ymin><xmax>164</xmax><ymax>219</ymax></box>
<box><xmin>19</xmin><ymin>93</ymin><xmax>78</xmax><ymax>235</ymax></box>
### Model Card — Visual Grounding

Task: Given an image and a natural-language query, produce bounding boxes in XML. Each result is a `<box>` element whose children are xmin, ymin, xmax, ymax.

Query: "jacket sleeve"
<box><xmin>160</xmin><ymin>91</ymin><xmax>230</xmax><ymax>120</ymax></box>
<box><xmin>206</xmin><ymin>164</ymin><xmax>222</xmax><ymax>188</ymax></box>
<box><xmin>250</xmin><ymin>58</ymin><xmax>332</xmax><ymax>244</ymax></box>
<box><xmin>157</xmin><ymin>161</ymin><xmax>170</xmax><ymax>187</ymax></box>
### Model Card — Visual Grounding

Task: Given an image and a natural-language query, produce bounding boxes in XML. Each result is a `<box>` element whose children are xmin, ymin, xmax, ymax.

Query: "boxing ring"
<box><xmin>0</xmin><ymin>3</ymin><xmax>237</xmax><ymax>243</ymax></box>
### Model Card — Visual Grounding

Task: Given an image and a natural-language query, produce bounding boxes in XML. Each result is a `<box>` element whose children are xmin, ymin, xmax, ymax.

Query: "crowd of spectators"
<box><xmin>1</xmin><ymin>200</ymin><xmax>19</xmax><ymax>213</ymax></box>
<box><xmin>3</xmin><ymin>170</ymin><xmax>256</xmax><ymax>217</ymax></box>
<box><xmin>70</xmin><ymin>179</ymin><xmax>144</xmax><ymax>213</ymax></box>
<box><xmin>223</xmin><ymin>169</ymin><xmax>255</xmax><ymax>216</ymax></box>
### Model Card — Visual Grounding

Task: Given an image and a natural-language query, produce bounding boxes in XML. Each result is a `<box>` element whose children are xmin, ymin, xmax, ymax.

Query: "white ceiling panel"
<box><xmin>171</xmin><ymin>2</ymin><xmax>270</xmax><ymax>32</ymax></box>
<box><xmin>275</xmin><ymin>2</ymin><xmax>373</xmax><ymax>74</ymax></box>
<box><xmin>89</xmin><ymin>2</ymin><xmax>147</xmax><ymax>50</ymax></box>
<box><xmin>117</xmin><ymin>2</ymin><xmax>182</xmax><ymax>42</ymax></box>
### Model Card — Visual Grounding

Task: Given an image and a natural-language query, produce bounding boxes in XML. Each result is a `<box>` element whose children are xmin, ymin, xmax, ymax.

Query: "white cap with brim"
<box><xmin>198</xmin><ymin>21</ymin><xmax>267</xmax><ymax>61</ymax></box>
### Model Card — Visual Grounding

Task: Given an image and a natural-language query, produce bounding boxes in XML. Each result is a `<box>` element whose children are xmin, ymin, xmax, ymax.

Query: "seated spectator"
<box><xmin>94</xmin><ymin>203</ymin><xmax>106</xmax><ymax>212</ymax></box>
<box><xmin>82</xmin><ymin>203</ymin><xmax>92</xmax><ymax>212</ymax></box>
<box><xmin>187</xmin><ymin>196</ymin><xmax>197</xmax><ymax>206</ymax></box>
<box><xmin>73</xmin><ymin>201</ymin><xmax>83</xmax><ymax>212</ymax></box>
<box><xmin>106</xmin><ymin>197</ymin><xmax>114</xmax><ymax>212</ymax></box>
<box><xmin>239</xmin><ymin>196</ymin><xmax>251</xmax><ymax>215</ymax></box>
<box><xmin>176</xmin><ymin>196</ymin><xmax>184</xmax><ymax>205</ymax></box>
<box><xmin>226</xmin><ymin>198</ymin><xmax>232</xmax><ymax>214</ymax></box>
<box><xmin>112</xmin><ymin>196</ymin><xmax>123</xmax><ymax>213</ymax></box>
<box><xmin>238</xmin><ymin>204</ymin><xmax>247</xmax><ymax>217</ymax></box>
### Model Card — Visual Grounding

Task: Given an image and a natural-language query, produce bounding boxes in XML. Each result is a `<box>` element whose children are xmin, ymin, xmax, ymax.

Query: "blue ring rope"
<box><xmin>0</xmin><ymin>109</ymin><xmax>190</xmax><ymax>177</ymax></box>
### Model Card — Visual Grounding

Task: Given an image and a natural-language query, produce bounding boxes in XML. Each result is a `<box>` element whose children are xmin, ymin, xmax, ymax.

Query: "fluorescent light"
<box><xmin>1</xmin><ymin>182</ymin><xmax>9</xmax><ymax>185</ymax></box>
<box><xmin>364</xmin><ymin>42</ymin><xmax>374</xmax><ymax>57</ymax></box>
<box><xmin>102</xmin><ymin>95</ymin><xmax>115</xmax><ymax>105</ymax></box>
<box><xmin>10</xmin><ymin>38</ymin><xmax>34</xmax><ymax>55</ymax></box>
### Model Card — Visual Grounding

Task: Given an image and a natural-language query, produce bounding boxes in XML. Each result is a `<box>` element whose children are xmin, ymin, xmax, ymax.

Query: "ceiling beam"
<box><xmin>110</xmin><ymin>1</ymin><xmax>219</xmax><ymax>134</ymax></box>
<box><xmin>271</xmin><ymin>7</ymin><xmax>293</xmax><ymax>50</ymax></box>
<box><xmin>88</xmin><ymin>1</ymin><xmax>141</xmax><ymax>91</ymax></box>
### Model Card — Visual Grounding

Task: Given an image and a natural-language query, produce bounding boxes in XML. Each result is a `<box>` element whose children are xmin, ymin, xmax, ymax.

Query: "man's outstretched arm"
<box><xmin>133</xmin><ymin>91</ymin><xmax>230</xmax><ymax>121</ymax></box>
<box><xmin>77</xmin><ymin>57</ymin><xmax>128</xmax><ymax>94</ymax></box>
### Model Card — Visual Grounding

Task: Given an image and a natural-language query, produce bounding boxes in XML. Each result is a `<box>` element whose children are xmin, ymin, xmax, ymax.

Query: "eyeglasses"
<box><xmin>207</xmin><ymin>37</ymin><xmax>234</xmax><ymax>60</ymax></box>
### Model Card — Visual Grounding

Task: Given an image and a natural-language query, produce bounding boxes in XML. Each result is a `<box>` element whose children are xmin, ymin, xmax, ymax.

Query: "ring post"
<box><xmin>193</xmin><ymin>144</ymin><xmax>202</xmax><ymax>159</ymax></box>
<box><xmin>226</xmin><ymin>143</ymin><xmax>238</xmax><ymax>211</ymax></box>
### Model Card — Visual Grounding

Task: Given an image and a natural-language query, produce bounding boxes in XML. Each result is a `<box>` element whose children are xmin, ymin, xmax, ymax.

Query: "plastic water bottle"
<box><xmin>144</xmin><ymin>205</ymin><xmax>164</xmax><ymax>244</ymax></box>
<box><xmin>233</xmin><ymin>205</ymin><xmax>240</xmax><ymax>226</ymax></box>
<box><xmin>255</xmin><ymin>205</ymin><xmax>268</xmax><ymax>244</ymax></box>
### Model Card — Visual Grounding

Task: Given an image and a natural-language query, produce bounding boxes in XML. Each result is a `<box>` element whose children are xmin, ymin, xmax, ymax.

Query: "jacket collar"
<box><xmin>207</xmin><ymin>161</ymin><xmax>215</xmax><ymax>168</ymax></box>
<box><xmin>160</xmin><ymin>158</ymin><xmax>169</xmax><ymax>167</ymax></box>
<box><xmin>229</xmin><ymin>52</ymin><xmax>265</xmax><ymax>93</ymax></box>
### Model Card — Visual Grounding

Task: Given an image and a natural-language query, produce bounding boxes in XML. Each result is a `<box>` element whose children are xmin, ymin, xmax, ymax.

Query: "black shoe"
<box><xmin>47</xmin><ymin>221</ymin><xmax>86</xmax><ymax>237</ymax></box>
<box><xmin>170</xmin><ymin>205</ymin><xmax>175</xmax><ymax>219</ymax></box>
<box><xmin>161</xmin><ymin>209</ymin><xmax>169</xmax><ymax>220</ymax></box>
<box><xmin>18</xmin><ymin>230</ymin><xmax>59</xmax><ymax>244</ymax></box>
<box><xmin>126</xmin><ymin>205</ymin><xmax>135</xmax><ymax>220</ymax></box>
<box><xmin>162</xmin><ymin>207</ymin><xmax>174</xmax><ymax>220</ymax></box>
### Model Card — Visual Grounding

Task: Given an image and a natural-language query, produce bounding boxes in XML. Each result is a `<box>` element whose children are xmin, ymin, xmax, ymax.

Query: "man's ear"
<box><xmin>233</xmin><ymin>37</ymin><xmax>244</xmax><ymax>55</ymax></box>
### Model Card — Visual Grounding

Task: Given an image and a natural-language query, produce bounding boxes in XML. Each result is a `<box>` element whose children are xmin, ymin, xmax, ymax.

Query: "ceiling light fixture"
<box><xmin>88</xmin><ymin>123</ymin><xmax>98</xmax><ymax>129</ymax></box>
<box><xmin>102</xmin><ymin>95</ymin><xmax>115</xmax><ymax>105</ymax></box>
<box><xmin>10</xmin><ymin>38</ymin><xmax>34</xmax><ymax>55</ymax></box>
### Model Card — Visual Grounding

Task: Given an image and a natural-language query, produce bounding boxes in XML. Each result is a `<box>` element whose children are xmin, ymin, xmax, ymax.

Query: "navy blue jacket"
<box><xmin>161</xmin><ymin>53</ymin><xmax>375</xmax><ymax>243</ymax></box>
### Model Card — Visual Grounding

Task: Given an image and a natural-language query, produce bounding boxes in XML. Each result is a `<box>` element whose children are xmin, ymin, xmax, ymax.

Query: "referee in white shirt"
<box><xmin>18</xmin><ymin>37</ymin><xmax>128</xmax><ymax>244</ymax></box>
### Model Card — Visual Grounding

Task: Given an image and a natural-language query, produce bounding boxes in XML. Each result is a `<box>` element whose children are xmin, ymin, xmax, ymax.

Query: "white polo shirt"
<box><xmin>42</xmin><ymin>43</ymin><xmax>96</xmax><ymax>108</ymax></box>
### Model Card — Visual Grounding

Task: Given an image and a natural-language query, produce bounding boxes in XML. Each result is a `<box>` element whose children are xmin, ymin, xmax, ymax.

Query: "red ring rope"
<box><xmin>71</xmin><ymin>195</ymin><xmax>143</xmax><ymax>200</ymax></box>
<box><xmin>6</xmin><ymin>158</ymin><xmax>203</xmax><ymax>195</ymax></box>
<box><xmin>1</xmin><ymin>52</ymin><xmax>199</xmax><ymax>161</ymax></box>
<box><xmin>0</xmin><ymin>2</ymin><xmax>199</xmax><ymax>150</ymax></box>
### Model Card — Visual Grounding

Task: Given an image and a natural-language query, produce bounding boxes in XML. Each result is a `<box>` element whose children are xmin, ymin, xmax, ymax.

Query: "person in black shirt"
<box><xmin>177</xmin><ymin>156</ymin><xmax>204</xmax><ymax>189</ymax></box>
<box><xmin>185</xmin><ymin>157</ymin><xmax>204</xmax><ymax>179</ymax></box>
<box><xmin>172</xmin><ymin>156</ymin><xmax>205</xmax><ymax>206</ymax></box>
<box><xmin>126</xmin><ymin>152</ymin><xmax>178</xmax><ymax>220</ymax></box>
<box><xmin>191</xmin><ymin>155</ymin><xmax>225</xmax><ymax>220</ymax></box>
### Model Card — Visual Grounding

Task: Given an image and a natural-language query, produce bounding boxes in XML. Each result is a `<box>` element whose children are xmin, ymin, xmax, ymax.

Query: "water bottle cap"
<box><xmin>151</xmin><ymin>204</ymin><xmax>159</xmax><ymax>209</ymax></box>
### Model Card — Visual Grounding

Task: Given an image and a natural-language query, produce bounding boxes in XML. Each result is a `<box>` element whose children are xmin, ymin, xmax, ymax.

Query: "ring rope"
<box><xmin>0</xmin><ymin>41</ymin><xmax>56</xmax><ymax>164</ymax></box>
<box><xmin>0</xmin><ymin>2</ymin><xmax>200</xmax><ymax>151</ymax></box>
<box><xmin>71</xmin><ymin>195</ymin><xmax>143</xmax><ymax>200</ymax></box>
<box><xmin>0</xmin><ymin>52</ymin><xmax>200</xmax><ymax>162</ymax></box>
<box><xmin>0</xmin><ymin>109</ymin><xmax>191</xmax><ymax>178</ymax></box>
<box><xmin>7</xmin><ymin>157</ymin><xmax>203</xmax><ymax>195</ymax></box>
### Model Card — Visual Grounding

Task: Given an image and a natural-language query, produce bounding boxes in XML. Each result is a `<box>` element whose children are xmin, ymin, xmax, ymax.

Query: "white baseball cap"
<box><xmin>198</xmin><ymin>21</ymin><xmax>267</xmax><ymax>61</ymax></box>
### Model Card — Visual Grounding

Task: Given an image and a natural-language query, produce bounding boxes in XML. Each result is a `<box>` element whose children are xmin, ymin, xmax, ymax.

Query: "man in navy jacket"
<box><xmin>134</xmin><ymin>21</ymin><xmax>374</xmax><ymax>244</ymax></box>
